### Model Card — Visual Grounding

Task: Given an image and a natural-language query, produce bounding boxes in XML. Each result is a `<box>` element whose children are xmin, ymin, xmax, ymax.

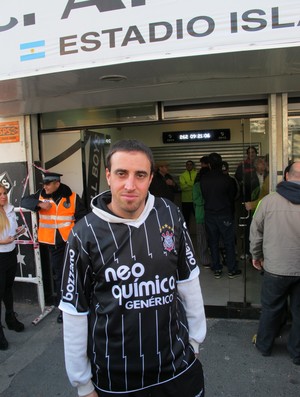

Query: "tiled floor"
<box><xmin>199</xmin><ymin>259</ymin><xmax>262</xmax><ymax>307</ymax></box>
<box><xmin>190</xmin><ymin>232</ymin><xmax>262</xmax><ymax>312</ymax></box>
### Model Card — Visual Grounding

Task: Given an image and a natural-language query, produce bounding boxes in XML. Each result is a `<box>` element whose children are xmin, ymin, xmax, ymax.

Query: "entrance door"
<box><xmin>132</xmin><ymin>115</ymin><xmax>269</xmax><ymax>317</ymax></box>
<box><xmin>39</xmin><ymin>113</ymin><xmax>270</xmax><ymax>316</ymax></box>
<box><xmin>227</xmin><ymin>118</ymin><xmax>269</xmax><ymax>318</ymax></box>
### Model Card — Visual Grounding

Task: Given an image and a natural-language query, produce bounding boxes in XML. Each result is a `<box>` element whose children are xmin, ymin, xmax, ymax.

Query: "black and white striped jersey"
<box><xmin>60</xmin><ymin>191</ymin><xmax>202</xmax><ymax>393</ymax></box>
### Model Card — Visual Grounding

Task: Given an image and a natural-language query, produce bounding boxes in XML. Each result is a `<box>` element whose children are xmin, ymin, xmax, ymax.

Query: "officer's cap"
<box><xmin>42</xmin><ymin>172</ymin><xmax>63</xmax><ymax>183</ymax></box>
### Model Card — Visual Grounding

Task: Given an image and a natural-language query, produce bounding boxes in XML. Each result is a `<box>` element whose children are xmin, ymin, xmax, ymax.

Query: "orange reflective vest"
<box><xmin>38</xmin><ymin>192</ymin><xmax>76</xmax><ymax>245</ymax></box>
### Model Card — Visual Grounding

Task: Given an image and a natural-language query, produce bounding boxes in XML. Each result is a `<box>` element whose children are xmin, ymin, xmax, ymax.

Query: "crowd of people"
<box><xmin>148</xmin><ymin>146</ymin><xmax>271</xmax><ymax>280</ymax></box>
<box><xmin>1</xmin><ymin>139</ymin><xmax>299</xmax><ymax>397</ymax></box>
<box><xmin>148</xmin><ymin>147</ymin><xmax>271</xmax><ymax>281</ymax></box>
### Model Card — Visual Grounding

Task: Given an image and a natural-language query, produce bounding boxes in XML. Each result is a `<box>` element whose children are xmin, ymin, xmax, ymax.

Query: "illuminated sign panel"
<box><xmin>162</xmin><ymin>129</ymin><xmax>230</xmax><ymax>143</ymax></box>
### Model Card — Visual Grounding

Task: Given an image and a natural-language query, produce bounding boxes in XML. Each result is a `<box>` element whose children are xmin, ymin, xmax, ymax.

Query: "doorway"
<box><xmin>38</xmin><ymin>112</ymin><xmax>270</xmax><ymax>316</ymax></box>
<box><xmin>123</xmin><ymin>116</ymin><xmax>270</xmax><ymax>317</ymax></box>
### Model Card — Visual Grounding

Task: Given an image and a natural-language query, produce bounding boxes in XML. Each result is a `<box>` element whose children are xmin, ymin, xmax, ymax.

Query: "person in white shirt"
<box><xmin>0</xmin><ymin>183</ymin><xmax>25</xmax><ymax>350</ymax></box>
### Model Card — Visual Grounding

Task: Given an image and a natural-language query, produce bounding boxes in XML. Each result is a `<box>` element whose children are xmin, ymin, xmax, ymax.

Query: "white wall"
<box><xmin>40</xmin><ymin>130</ymin><xmax>83</xmax><ymax>196</ymax></box>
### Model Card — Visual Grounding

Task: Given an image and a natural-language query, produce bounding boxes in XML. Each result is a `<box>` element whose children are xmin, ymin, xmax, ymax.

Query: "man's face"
<box><xmin>106</xmin><ymin>151</ymin><xmax>153</xmax><ymax>219</ymax></box>
<box><xmin>43</xmin><ymin>181</ymin><xmax>60</xmax><ymax>195</ymax></box>
<box><xmin>186</xmin><ymin>162</ymin><xmax>194</xmax><ymax>171</ymax></box>
<box><xmin>256</xmin><ymin>159</ymin><xmax>266</xmax><ymax>174</ymax></box>
<box><xmin>247</xmin><ymin>149</ymin><xmax>257</xmax><ymax>162</ymax></box>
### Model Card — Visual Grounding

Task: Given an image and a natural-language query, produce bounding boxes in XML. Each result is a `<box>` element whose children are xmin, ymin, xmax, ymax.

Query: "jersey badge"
<box><xmin>160</xmin><ymin>224</ymin><xmax>175</xmax><ymax>253</ymax></box>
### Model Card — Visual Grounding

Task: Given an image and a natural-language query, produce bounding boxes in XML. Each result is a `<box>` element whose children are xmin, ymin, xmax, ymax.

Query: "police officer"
<box><xmin>21</xmin><ymin>172</ymin><xmax>87</xmax><ymax>323</ymax></box>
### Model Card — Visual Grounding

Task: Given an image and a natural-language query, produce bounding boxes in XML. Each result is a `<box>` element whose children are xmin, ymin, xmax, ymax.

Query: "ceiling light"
<box><xmin>99</xmin><ymin>75</ymin><xmax>127</xmax><ymax>82</ymax></box>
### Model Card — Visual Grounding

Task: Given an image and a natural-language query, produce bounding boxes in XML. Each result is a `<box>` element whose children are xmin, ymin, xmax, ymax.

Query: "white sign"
<box><xmin>1</xmin><ymin>0</ymin><xmax>300</xmax><ymax>80</ymax></box>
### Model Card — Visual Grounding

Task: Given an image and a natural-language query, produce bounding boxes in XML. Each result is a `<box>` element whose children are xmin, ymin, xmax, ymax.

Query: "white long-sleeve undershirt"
<box><xmin>62</xmin><ymin>313</ymin><xmax>95</xmax><ymax>396</ymax></box>
<box><xmin>177</xmin><ymin>275</ymin><xmax>207</xmax><ymax>352</ymax></box>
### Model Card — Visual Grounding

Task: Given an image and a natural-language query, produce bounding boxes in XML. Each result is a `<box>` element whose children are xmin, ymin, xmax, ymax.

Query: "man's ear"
<box><xmin>105</xmin><ymin>168</ymin><xmax>111</xmax><ymax>186</ymax></box>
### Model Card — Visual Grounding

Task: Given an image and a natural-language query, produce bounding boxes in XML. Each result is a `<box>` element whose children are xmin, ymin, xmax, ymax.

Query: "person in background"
<box><xmin>234</xmin><ymin>146</ymin><xmax>257</xmax><ymax>257</ymax></box>
<box><xmin>59</xmin><ymin>139</ymin><xmax>206</xmax><ymax>397</ymax></box>
<box><xmin>200</xmin><ymin>153</ymin><xmax>240</xmax><ymax>279</ymax></box>
<box><xmin>21</xmin><ymin>172</ymin><xmax>87</xmax><ymax>323</ymax></box>
<box><xmin>248</xmin><ymin>156</ymin><xmax>267</xmax><ymax>202</ymax></box>
<box><xmin>194</xmin><ymin>155</ymin><xmax>210</xmax><ymax>184</ymax></box>
<box><xmin>193</xmin><ymin>173</ymin><xmax>212</xmax><ymax>269</ymax></box>
<box><xmin>221</xmin><ymin>161</ymin><xmax>240</xmax><ymax>202</ymax></box>
<box><xmin>250</xmin><ymin>162</ymin><xmax>300</xmax><ymax>365</ymax></box>
<box><xmin>235</xmin><ymin>149</ymin><xmax>263</xmax><ymax>260</ymax></box>
<box><xmin>240</xmin><ymin>155</ymin><xmax>267</xmax><ymax>259</ymax></box>
<box><xmin>220</xmin><ymin>161</ymin><xmax>240</xmax><ymax>266</ymax></box>
<box><xmin>179</xmin><ymin>160</ymin><xmax>197</xmax><ymax>229</ymax></box>
<box><xmin>193</xmin><ymin>155</ymin><xmax>211</xmax><ymax>266</ymax></box>
<box><xmin>245</xmin><ymin>154</ymin><xmax>269</xmax><ymax>212</ymax></box>
<box><xmin>149</xmin><ymin>160</ymin><xmax>180</xmax><ymax>202</ymax></box>
<box><xmin>235</xmin><ymin>145</ymin><xmax>258</xmax><ymax>186</ymax></box>
<box><xmin>0</xmin><ymin>183</ymin><xmax>25</xmax><ymax>350</ymax></box>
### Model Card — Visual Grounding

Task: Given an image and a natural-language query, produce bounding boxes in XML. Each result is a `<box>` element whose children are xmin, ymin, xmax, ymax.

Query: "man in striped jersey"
<box><xmin>60</xmin><ymin>139</ymin><xmax>206</xmax><ymax>397</ymax></box>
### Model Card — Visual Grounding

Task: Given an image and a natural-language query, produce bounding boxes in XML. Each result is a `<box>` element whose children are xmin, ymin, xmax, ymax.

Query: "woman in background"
<box><xmin>0</xmin><ymin>183</ymin><xmax>25</xmax><ymax>350</ymax></box>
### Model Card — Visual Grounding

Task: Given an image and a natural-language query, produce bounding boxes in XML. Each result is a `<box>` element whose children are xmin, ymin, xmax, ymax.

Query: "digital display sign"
<box><xmin>163</xmin><ymin>129</ymin><xmax>230</xmax><ymax>143</ymax></box>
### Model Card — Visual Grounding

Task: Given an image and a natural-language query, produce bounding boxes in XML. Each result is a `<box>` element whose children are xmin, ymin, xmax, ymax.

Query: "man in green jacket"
<box><xmin>179</xmin><ymin>160</ymin><xmax>197</xmax><ymax>229</ymax></box>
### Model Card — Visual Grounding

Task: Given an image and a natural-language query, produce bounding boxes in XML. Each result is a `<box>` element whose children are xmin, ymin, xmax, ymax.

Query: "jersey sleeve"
<box><xmin>59</xmin><ymin>225</ymin><xmax>93</xmax><ymax>315</ymax></box>
<box><xmin>176</xmin><ymin>206</ymin><xmax>200</xmax><ymax>282</ymax></box>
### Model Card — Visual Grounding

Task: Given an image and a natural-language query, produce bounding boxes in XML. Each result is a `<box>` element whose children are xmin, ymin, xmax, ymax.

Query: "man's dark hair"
<box><xmin>200</xmin><ymin>156</ymin><xmax>209</xmax><ymax>165</ymax></box>
<box><xmin>284</xmin><ymin>161</ymin><xmax>295</xmax><ymax>180</ymax></box>
<box><xmin>106</xmin><ymin>139</ymin><xmax>155</xmax><ymax>173</ymax></box>
<box><xmin>208</xmin><ymin>152</ymin><xmax>222</xmax><ymax>170</ymax></box>
<box><xmin>186</xmin><ymin>160</ymin><xmax>195</xmax><ymax>166</ymax></box>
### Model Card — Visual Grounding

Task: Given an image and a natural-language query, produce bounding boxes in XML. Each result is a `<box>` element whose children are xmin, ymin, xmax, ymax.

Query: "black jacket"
<box><xmin>149</xmin><ymin>172</ymin><xmax>179</xmax><ymax>202</ymax></box>
<box><xmin>200</xmin><ymin>169</ymin><xmax>237</xmax><ymax>216</ymax></box>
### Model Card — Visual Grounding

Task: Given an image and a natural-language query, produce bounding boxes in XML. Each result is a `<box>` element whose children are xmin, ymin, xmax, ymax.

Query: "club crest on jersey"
<box><xmin>160</xmin><ymin>224</ymin><xmax>175</xmax><ymax>252</ymax></box>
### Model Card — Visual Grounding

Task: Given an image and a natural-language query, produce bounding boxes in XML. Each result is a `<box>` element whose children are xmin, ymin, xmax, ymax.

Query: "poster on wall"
<box><xmin>0</xmin><ymin>120</ymin><xmax>20</xmax><ymax>143</ymax></box>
